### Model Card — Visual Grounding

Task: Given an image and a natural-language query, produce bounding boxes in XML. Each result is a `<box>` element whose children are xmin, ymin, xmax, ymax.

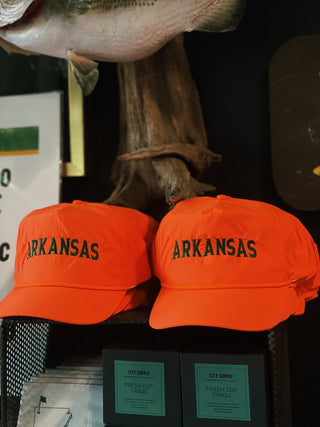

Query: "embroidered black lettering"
<box><xmin>204</xmin><ymin>239</ymin><xmax>214</xmax><ymax>256</ymax></box>
<box><xmin>226</xmin><ymin>239</ymin><xmax>235</xmax><ymax>255</ymax></box>
<box><xmin>173</xmin><ymin>241</ymin><xmax>180</xmax><ymax>259</ymax></box>
<box><xmin>32</xmin><ymin>239</ymin><xmax>38</xmax><ymax>257</ymax></box>
<box><xmin>60</xmin><ymin>238</ymin><xmax>70</xmax><ymax>255</ymax></box>
<box><xmin>91</xmin><ymin>243</ymin><xmax>99</xmax><ymax>260</ymax></box>
<box><xmin>70</xmin><ymin>239</ymin><xmax>79</xmax><ymax>256</ymax></box>
<box><xmin>192</xmin><ymin>239</ymin><xmax>202</xmax><ymax>257</ymax></box>
<box><xmin>79</xmin><ymin>240</ymin><xmax>90</xmax><ymax>258</ymax></box>
<box><xmin>237</xmin><ymin>239</ymin><xmax>248</xmax><ymax>257</ymax></box>
<box><xmin>182</xmin><ymin>240</ymin><xmax>191</xmax><ymax>257</ymax></box>
<box><xmin>247</xmin><ymin>240</ymin><xmax>257</xmax><ymax>257</ymax></box>
<box><xmin>216</xmin><ymin>238</ymin><xmax>226</xmax><ymax>255</ymax></box>
<box><xmin>48</xmin><ymin>237</ymin><xmax>58</xmax><ymax>255</ymax></box>
<box><xmin>27</xmin><ymin>241</ymin><xmax>32</xmax><ymax>259</ymax></box>
<box><xmin>38</xmin><ymin>238</ymin><xmax>47</xmax><ymax>255</ymax></box>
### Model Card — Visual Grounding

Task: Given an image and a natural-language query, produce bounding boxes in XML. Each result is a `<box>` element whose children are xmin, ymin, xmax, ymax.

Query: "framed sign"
<box><xmin>0</xmin><ymin>92</ymin><xmax>61</xmax><ymax>299</ymax></box>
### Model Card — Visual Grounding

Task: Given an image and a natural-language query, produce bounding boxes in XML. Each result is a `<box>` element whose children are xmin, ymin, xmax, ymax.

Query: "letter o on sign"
<box><xmin>1</xmin><ymin>169</ymin><xmax>11</xmax><ymax>187</ymax></box>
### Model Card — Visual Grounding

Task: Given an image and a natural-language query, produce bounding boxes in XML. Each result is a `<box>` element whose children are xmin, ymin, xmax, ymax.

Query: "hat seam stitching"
<box><xmin>159</xmin><ymin>281</ymin><xmax>298</xmax><ymax>290</ymax></box>
<box><xmin>14</xmin><ymin>283</ymin><xmax>134</xmax><ymax>291</ymax></box>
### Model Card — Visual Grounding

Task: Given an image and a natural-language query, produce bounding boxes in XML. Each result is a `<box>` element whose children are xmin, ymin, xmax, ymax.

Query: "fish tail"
<box><xmin>192</xmin><ymin>0</ymin><xmax>247</xmax><ymax>33</ymax></box>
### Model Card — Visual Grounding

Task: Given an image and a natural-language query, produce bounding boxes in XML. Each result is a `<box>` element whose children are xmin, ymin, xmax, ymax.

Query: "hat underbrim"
<box><xmin>0</xmin><ymin>285</ymin><xmax>148</xmax><ymax>325</ymax></box>
<box><xmin>149</xmin><ymin>284</ymin><xmax>306</xmax><ymax>331</ymax></box>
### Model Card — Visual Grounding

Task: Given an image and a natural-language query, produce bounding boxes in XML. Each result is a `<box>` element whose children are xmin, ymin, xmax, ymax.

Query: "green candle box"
<box><xmin>103</xmin><ymin>344</ymin><xmax>182</xmax><ymax>427</ymax></box>
<box><xmin>180</xmin><ymin>347</ymin><xmax>271</xmax><ymax>427</ymax></box>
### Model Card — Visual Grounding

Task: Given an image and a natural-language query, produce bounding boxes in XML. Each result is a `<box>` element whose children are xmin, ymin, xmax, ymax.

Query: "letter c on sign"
<box><xmin>0</xmin><ymin>243</ymin><xmax>10</xmax><ymax>262</ymax></box>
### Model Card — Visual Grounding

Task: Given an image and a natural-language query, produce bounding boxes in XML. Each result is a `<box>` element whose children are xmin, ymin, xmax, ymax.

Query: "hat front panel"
<box><xmin>153</xmin><ymin>199</ymin><xmax>291</xmax><ymax>288</ymax></box>
<box><xmin>14</xmin><ymin>203</ymin><xmax>136</xmax><ymax>290</ymax></box>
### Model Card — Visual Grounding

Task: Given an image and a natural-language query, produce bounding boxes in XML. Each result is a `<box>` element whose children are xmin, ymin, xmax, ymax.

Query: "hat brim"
<box><xmin>0</xmin><ymin>284</ymin><xmax>148</xmax><ymax>325</ymax></box>
<box><xmin>149</xmin><ymin>284</ymin><xmax>305</xmax><ymax>331</ymax></box>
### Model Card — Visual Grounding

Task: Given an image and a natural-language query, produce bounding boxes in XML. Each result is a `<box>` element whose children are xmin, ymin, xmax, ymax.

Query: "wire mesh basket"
<box><xmin>0</xmin><ymin>313</ymin><xmax>291</xmax><ymax>427</ymax></box>
<box><xmin>0</xmin><ymin>317</ymin><xmax>51</xmax><ymax>427</ymax></box>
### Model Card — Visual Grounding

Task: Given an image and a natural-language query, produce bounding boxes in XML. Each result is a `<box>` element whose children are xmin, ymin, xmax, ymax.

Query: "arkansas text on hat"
<box><xmin>172</xmin><ymin>237</ymin><xmax>257</xmax><ymax>259</ymax></box>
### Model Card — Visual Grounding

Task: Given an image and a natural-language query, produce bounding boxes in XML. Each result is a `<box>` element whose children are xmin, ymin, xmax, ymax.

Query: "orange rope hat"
<box><xmin>149</xmin><ymin>195</ymin><xmax>320</xmax><ymax>331</ymax></box>
<box><xmin>0</xmin><ymin>201</ymin><xmax>158</xmax><ymax>324</ymax></box>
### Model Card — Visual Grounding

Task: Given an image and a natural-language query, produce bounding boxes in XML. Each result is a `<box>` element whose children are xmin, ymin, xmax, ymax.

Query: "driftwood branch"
<box><xmin>106</xmin><ymin>35</ymin><xmax>221</xmax><ymax>216</ymax></box>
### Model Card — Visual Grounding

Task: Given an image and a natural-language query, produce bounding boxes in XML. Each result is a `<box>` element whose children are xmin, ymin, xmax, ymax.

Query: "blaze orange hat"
<box><xmin>0</xmin><ymin>201</ymin><xmax>158</xmax><ymax>324</ymax></box>
<box><xmin>149</xmin><ymin>195</ymin><xmax>320</xmax><ymax>331</ymax></box>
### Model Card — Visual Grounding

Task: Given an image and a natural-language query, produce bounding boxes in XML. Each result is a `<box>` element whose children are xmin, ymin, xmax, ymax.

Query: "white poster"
<box><xmin>0</xmin><ymin>92</ymin><xmax>61</xmax><ymax>299</ymax></box>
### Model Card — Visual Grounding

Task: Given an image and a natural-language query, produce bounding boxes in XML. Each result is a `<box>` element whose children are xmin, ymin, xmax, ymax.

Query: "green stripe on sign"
<box><xmin>0</xmin><ymin>127</ymin><xmax>39</xmax><ymax>155</ymax></box>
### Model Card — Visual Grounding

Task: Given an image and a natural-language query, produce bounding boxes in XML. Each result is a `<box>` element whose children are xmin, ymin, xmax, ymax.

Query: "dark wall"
<box><xmin>1</xmin><ymin>1</ymin><xmax>320</xmax><ymax>426</ymax></box>
<box><xmin>183</xmin><ymin>2</ymin><xmax>320</xmax><ymax>426</ymax></box>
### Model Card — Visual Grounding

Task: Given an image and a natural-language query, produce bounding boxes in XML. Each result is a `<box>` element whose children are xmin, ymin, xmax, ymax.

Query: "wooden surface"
<box><xmin>106</xmin><ymin>36</ymin><xmax>221</xmax><ymax>217</ymax></box>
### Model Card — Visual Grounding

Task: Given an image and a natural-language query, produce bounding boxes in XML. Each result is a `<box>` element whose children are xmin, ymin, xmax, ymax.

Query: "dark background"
<box><xmin>1</xmin><ymin>1</ymin><xmax>320</xmax><ymax>426</ymax></box>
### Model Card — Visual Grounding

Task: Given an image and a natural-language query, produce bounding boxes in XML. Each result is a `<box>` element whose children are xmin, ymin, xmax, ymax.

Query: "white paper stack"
<box><xmin>17</xmin><ymin>358</ymin><xmax>103</xmax><ymax>427</ymax></box>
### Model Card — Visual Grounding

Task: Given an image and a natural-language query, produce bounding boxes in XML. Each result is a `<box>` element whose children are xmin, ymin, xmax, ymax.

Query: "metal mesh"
<box><xmin>0</xmin><ymin>310</ymin><xmax>149</xmax><ymax>427</ymax></box>
<box><xmin>267</xmin><ymin>324</ymin><xmax>292</xmax><ymax>427</ymax></box>
<box><xmin>0</xmin><ymin>313</ymin><xmax>292</xmax><ymax>427</ymax></box>
<box><xmin>0</xmin><ymin>318</ymin><xmax>51</xmax><ymax>427</ymax></box>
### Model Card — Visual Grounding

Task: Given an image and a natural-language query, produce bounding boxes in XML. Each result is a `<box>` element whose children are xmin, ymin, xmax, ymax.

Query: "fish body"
<box><xmin>0</xmin><ymin>0</ymin><xmax>246</xmax><ymax>93</ymax></box>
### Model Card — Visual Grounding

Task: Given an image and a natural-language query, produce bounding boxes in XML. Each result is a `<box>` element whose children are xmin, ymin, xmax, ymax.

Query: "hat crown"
<box><xmin>14</xmin><ymin>201</ymin><xmax>158</xmax><ymax>290</ymax></box>
<box><xmin>153</xmin><ymin>196</ymin><xmax>319</xmax><ymax>288</ymax></box>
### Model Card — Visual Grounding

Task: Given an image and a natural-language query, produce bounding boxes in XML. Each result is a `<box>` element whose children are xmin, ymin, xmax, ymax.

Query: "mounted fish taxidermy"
<box><xmin>0</xmin><ymin>0</ymin><xmax>246</xmax><ymax>94</ymax></box>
